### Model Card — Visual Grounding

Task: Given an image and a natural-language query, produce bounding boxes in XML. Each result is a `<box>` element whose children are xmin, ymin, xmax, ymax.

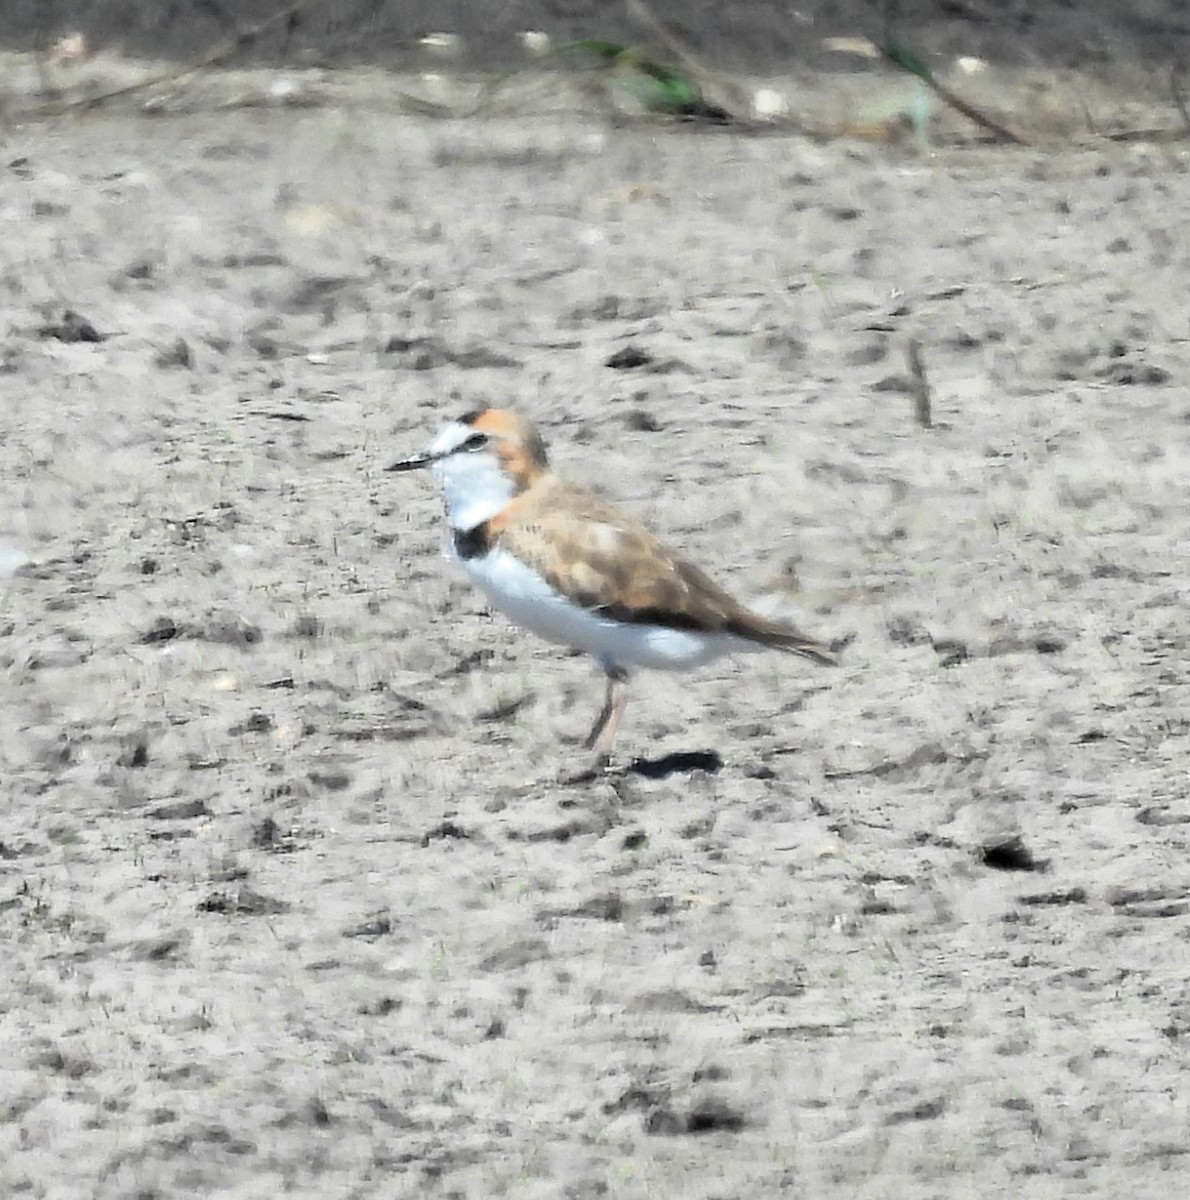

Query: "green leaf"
<box><xmin>564</xmin><ymin>39</ymin><xmax>627</xmax><ymax>63</ymax></box>
<box><xmin>616</xmin><ymin>60</ymin><xmax>701</xmax><ymax>112</ymax></box>
<box><xmin>564</xmin><ymin>38</ymin><xmax>727</xmax><ymax>120</ymax></box>
<box><xmin>882</xmin><ymin>38</ymin><xmax>935</xmax><ymax>85</ymax></box>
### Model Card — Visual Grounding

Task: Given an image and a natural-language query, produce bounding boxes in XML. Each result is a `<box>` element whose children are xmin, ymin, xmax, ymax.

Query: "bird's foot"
<box><xmin>556</xmin><ymin>749</ymin><xmax>620</xmax><ymax>786</ymax></box>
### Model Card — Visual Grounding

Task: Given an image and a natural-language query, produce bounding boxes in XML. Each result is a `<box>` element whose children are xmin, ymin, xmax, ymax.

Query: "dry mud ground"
<box><xmin>2</xmin><ymin>82</ymin><xmax>1190</xmax><ymax>1200</ymax></box>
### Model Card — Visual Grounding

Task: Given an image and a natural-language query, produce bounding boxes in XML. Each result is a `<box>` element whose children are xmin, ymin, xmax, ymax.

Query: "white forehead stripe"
<box><xmin>429</xmin><ymin>421</ymin><xmax>473</xmax><ymax>458</ymax></box>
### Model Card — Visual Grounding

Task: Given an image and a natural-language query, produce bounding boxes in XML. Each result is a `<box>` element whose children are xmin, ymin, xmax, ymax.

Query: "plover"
<box><xmin>390</xmin><ymin>409</ymin><xmax>834</xmax><ymax>757</ymax></box>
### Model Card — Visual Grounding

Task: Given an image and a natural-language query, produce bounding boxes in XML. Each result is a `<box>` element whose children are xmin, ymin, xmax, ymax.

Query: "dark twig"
<box><xmin>906</xmin><ymin>338</ymin><xmax>933</xmax><ymax>429</ymax></box>
<box><xmin>880</xmin><ymin>0</ymin><xmax>1026</xmax><ymax>145</ymax></box>
<box><xmin>923</xmin><ymin>72</ymin><xmax>1028</xmax><ymax>145</ymax></box>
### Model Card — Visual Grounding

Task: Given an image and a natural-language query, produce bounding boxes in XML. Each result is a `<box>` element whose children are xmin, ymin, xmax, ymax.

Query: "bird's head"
<box><xmin>388</xmin><ymin>408</ymin><xmax>549</xmax><ymax>529</ymax></box>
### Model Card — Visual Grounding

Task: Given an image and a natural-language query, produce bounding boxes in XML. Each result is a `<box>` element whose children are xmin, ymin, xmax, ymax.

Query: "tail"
<box><xmin>727</xmin><ymin>611</ymin><xmax>837</xmax><ymax>666</ymax></box>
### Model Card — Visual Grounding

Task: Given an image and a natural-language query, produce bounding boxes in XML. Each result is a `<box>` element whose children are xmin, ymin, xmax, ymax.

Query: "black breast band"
<box><xmin>452</xmin><ymin>522</ymin><xmax>493</xmax><ymax>560</ymax></box>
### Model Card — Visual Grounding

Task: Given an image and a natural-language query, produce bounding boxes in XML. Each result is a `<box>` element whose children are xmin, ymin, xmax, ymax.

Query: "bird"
<box><xmin>388</xmin><ymin>409</ymin><xmax>835</xmax><ymax>759</ymax></box>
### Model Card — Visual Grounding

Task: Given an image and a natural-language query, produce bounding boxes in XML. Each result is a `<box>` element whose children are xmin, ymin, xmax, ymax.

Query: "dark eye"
<box><xmin>461</xmin><ymin>432</ymin><xmax>489</xmax><ymax>451</ymax></box>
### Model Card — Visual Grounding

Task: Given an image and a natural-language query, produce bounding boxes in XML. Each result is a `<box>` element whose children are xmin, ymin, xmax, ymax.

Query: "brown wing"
<box><xmin>488</xmin><ymin>479</ymin><xmax>835</xmax><ymax>665</ymax></box>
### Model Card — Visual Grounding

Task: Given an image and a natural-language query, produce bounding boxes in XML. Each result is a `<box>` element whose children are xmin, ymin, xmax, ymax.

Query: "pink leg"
<box><xmin>584</xmin><ymin>669</ymin><xmax>629</xmax><ymax>758</ymax></box>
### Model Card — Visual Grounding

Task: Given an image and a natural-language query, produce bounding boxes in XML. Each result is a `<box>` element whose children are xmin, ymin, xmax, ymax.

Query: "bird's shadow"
<box><xmin>626</xmin><ymin>749</ymin><xmax>724</xmax><ymax>779</ymax></box>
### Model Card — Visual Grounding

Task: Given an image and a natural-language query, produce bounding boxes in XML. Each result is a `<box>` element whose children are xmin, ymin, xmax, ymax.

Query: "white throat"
<box><xmin>433</xmin><ymin>450</ymin><xmax>515</xmax><ymax>531</ymax></box>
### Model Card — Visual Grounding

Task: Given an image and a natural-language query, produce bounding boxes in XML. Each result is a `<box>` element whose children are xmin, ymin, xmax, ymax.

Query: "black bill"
<box><xmin>386</xmin><ymin>453</ymin><xmax>432</xmax><ymax>472</ymax></box>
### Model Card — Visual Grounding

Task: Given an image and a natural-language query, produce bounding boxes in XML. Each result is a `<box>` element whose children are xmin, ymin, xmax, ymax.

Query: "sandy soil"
<box><xmin>2</xmin><ymin>76</ymin><xmax>1190</xmax><ymax>1199</ymax></box>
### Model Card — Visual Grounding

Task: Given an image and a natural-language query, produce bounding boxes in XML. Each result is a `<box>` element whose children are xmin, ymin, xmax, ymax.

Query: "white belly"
<box><xmin>459</xmin><ymin>546</ymin><xmax>743</xmax><ymax>672</ymax></box>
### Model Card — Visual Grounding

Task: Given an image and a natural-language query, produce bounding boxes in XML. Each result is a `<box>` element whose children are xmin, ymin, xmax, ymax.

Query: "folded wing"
<box><xmin>488</xmin><ymin>481</ymin><xmax>835</xmax><ymax>665</ymax></box>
